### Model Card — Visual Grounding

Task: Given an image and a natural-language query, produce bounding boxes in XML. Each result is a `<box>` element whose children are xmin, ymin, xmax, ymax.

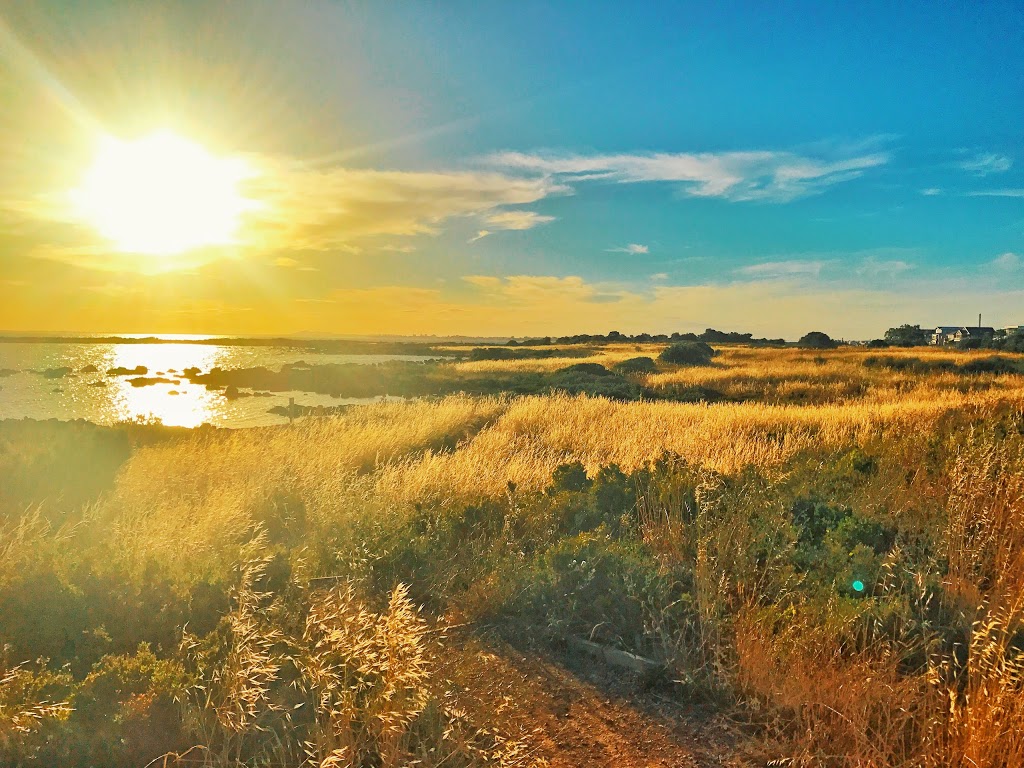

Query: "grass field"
<box><xmin>2</xmin><ymin>344</ymin><xmax>1024</xmax><ymax>766</ymax></box>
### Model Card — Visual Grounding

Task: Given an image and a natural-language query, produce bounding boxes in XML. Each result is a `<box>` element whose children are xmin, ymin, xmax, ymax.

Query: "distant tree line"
<box><xmin>504</xmin><ymin>328</ymin><xmax>789</xmax><ymax>346</ymax></box>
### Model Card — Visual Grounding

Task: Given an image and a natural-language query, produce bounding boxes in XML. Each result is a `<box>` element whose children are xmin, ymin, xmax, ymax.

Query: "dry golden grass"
<box><xmin>646</xmin><ymin>346</ymin><xmax>1022</xmax><ymax>403</ymax></box>
<box><xmin>67</xmin><ymin>345</ymin><xmax>1024</xmax><ymax>766</ymax></box>
<box><xmin>103</xmin><ymin>342</ymin><xmax>1024</xmax><ymax>568</ymax></box>
<box><xmin>180</xmin><ymin>550</ymin><xmax>534</xmax><ymax>768</ymax></box>
<box><xmin>375</xmin><ymin>389</ymin><xmax>1024</xmax><ymax>503</ymax></box>
<box><xmin>735</xmin><ymin>607</ymin><xmax>934</xmax><ymax>768</ymax></box>
<box><xmin>446</xmin><ymin>343</ymin><xmax>1024</xmax><ymax>405</ymax></box>
<box><xmin>105</xmin><ymin>395</ymin><xmax>508</xmax><ymax>571</ymax></box>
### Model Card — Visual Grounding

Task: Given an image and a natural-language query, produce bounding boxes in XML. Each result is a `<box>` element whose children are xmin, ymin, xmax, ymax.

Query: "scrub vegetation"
<box><xmin>169</xmin><ymin>342</ymin><xmax>1024</xmax><ymax>412</ymax></box>
<box><xmin>2</xmin><ymin>343</ymin><xmax>1024</xmax><ymax>766</ymax></box>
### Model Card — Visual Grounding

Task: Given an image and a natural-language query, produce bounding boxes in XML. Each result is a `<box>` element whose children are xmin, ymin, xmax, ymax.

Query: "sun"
<box><xmin>71</xmin><ymin>131</ymin><xmax>257</xmax><ymax>256</ymax></box>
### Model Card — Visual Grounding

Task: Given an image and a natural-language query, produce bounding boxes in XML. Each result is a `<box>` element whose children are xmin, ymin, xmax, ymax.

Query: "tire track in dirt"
<box><xmin>441</xmin><ymin>631</ymin><xmax>756</xmax><ymax>767</ymax></box>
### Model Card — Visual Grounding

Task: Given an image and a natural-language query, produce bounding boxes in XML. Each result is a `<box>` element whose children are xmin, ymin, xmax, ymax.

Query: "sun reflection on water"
<box><xmin>106</xmin><ymin>344</ymin><xmax>225</xmax><ymax>427</ymax></box>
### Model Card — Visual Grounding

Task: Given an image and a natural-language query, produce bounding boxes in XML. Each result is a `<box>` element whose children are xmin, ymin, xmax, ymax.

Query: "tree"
<box><xmin>883</xmin><ymin>324</ymin><xmax>929</xmax><ymax>347</ymax></box>
<box><xmin>658</xmin><ymin>341</ymin><xmax>716</xmax><ymax>365</ymax></box>
<box><xmin>798</xmin><ymin>331</ymin><xmax>837</xmax><ymax>349</ymax></box>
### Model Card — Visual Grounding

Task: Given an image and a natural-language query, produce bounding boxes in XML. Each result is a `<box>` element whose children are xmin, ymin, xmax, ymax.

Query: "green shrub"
<box><xmin>548</xmin><ymin>462</ymin><xmax>591</xmax><ymax>494</ymax></box>
<box><xmin>790</xmin><ymin>498</ymin><xmax>896</xmax><ymax>594</ymax></box>
<box><xmin>548</xmin><ymin>365</ymin><xmax>640</xmax><ymax>400</ymax></box>
<box><xmin>797</xmin><ymin>331</ymin><xmax>837</xmax><ymax>349</ymax></box>
<box><xmin>658</xmin><ymin>342</ymin><xmax>715</xmax><ymax>366</ymax></box>
<box><xmin>513</xmin><ymin>532</ymin><xmax>687</xmax><ymax>652</ymax></box>
<box><xmin>613</xmin><ymin>356</ymin><xmax>658</xmax><ymax>375</ymax></box>
<box><xmin>959</xmin><ymin>356</ymin><xmax>1022</xmax><ymax>375</ymax></box>
<box><xmin>62</xmin><ymin>646</ymin><xmax>189</xmax><ymax>768</ymax></box>
<box><xmin>0</xmin><ymin>421</ymin><xmax>131</xmax><ymax>523</ymax></box>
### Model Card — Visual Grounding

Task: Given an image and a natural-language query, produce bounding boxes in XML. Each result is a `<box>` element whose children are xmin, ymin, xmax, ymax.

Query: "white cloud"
<box><xmin>485</xmin><ymin>147</ymin><xmax>888</xmax><ymax>203</ymax></box>
<box><xmin>736</xmin><ymin>260</ymin><xmax>829</xmax><ymax>279</ymax></box>
<box><xmin>467</xmin><ymin>210</ymin><xmax>555</xmax><ymax>244</ymax></box>
<box><xmin>921</xmin><ymin>188</ymin><xmax>942</xmax><ymax>196</ymax></box>
<box><xmin>483</xmin><ymin>210</ymin><xmax>555</xmax><ymax>230</ymax></box>
<box><xmin>650</xmin><ymin>272</ymin><xmax>669</xmax><ymax>281</ymax></box>
<box><xmin>959</xmin><ymin>152</ymin><xmax>1012</xmax><ymax>176</ymax></box>
<box><xmin>607</xmin><ymin>243</ymin><xmax>649</xmax><ymax>254</ymax></box>
<box><xmin>246</xmin><ymin>162</ymin><xmax>568</xmax><ymax>252</ymax></box>
<box><xmin>991</xmin><ymin>252</ymin><xmax>1022</xmax><ymax>271</ymax></box>
<box><xmin>967</xmin><ymin>188</ymin><xmax>1024</xmax><ymax>198</ymax></box>
<box><xmin>857</xmin><ymin>257</ymin><xmax>914</xmax><ymax>278</ymax></box>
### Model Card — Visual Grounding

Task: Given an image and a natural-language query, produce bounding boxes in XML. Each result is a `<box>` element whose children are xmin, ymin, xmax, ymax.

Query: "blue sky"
<box><xmin>0</xmin><ymin>1</ymin><xmax>1022</xmax><ymax>337</ymax></box>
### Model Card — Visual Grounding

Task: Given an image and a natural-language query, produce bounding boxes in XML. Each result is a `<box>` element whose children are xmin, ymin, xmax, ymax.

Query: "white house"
<box><xmin>930</xmin><ymin>326</ymin><xmax>995</xmax><ymax>345</ymax></box>
<box><xmin>951</xmin><ymin>326</ymin><xmax>995</xmax><ymax>343</ymax></box>
<box><xmin>930</xmin><ymin>326</ymin><xmax>961</xmax><ymax>345</ymax></box>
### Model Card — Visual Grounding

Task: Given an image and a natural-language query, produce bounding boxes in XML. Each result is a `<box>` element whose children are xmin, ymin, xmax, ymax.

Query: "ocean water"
<box><xmin>0</xmin><ymin>342</ymin><xmax>431</xmax><ymax>428</ymax></box>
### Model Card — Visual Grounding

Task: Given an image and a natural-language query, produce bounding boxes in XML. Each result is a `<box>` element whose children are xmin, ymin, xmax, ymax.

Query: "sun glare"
<box><xmin>71</xmin><ymin>131</ymin><xmax>257</xmax><ymax>256</ymax></box>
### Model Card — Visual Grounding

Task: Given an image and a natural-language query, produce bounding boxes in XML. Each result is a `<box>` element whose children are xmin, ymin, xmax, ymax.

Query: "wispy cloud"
<box><xmin>736</xmin><ymin>260</ymin><xmax>829</xmax><ymax>279</ymax></box>
<box><xmin>607</xmin><ymin>243</ymin><xmax>649</xmax><ymax>254</ymax></box>
<box><xmin>650</xmin><ymin>272</ymin><xmax>669</xmax><ymax>281</ymax></box>
<box><xmin>247</xmin><ymin>162</ymin><xmax>568</xmax><ymax>252</ymax></box>
<box><xmin>921</xmin><ymin>188</ymin><xmax>942</xmax><ymax>196</ymax></box>
<box><xmin>485</xmin><ymin>146</ymin><xmax>889</xmax><ymax>203</ymax></box>
<box><xmin>958</xmin><ymin>152</ymin><xmax>1012</xmax><ymax>176</ymax></box>
<box><xmin>483</xmin><ymin>210</ymin><xmax>555</xmax><ymax>230</ymax></box>
<box><xmin>857</xmin><ymin>256</ymin><xmax>914</xmax><ymax>278</ymax></box>
<box><xmin>468</xmin><ymin>209</ymin><xmax>556</xmax><ymax>243</ymax></box>
<box><xmin>967</xmin><ymin>188</ymin><xmax>1024</xmax><ymax>198</ymax></box>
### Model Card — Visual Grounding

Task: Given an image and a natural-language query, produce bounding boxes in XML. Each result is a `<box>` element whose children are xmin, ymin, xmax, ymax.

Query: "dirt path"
<box><xmin>440</xmin><ymin>632</ymin><xmax>761</xmax><ymax>767</ymax></box>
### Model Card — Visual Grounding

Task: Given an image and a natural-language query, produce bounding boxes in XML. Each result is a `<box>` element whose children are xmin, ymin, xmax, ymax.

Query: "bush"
<box><xmin>797</xmin><ymin>331</ymin><xmax>837</xmax><ymax>349</ymax></box>
<box><xmin>613</xmin><ymin>356</ymin><xmax>658</xmax><ymax>375</ymax></box>
<box><xmin>790</xmin><ymin>498</ymin><xmax>896</xmax><ymax>593</ymax></box>
<box><xmin>996</xmin><ymin>334</ymin><xmax>1024</xmax><ymax>353</ymax></box>
<box><xmin>556</xmin><ymin>362</ymin><xmax>615</xmax><ymax>377</ymax></box>
<box><xmin>655</xmin><ymin>384</ymin><xmax>727</xmax><ymax>403</ymax></box>
<box><xmin>0</xmin><ymin>421</ymin><xmax>133</xmax><ymax>523</ymax></box>
<box><xmin>960</xmin><ymin>356</ymin><xmax>1022</xmax><ymax>375</ymax></box>
<box><xmin>658</xmin><ymin>341</ymin><xmax>715</xmax><ymax>366</ymax></box>
<box><xmin>863</xmin><ymin>355</ymin><xmax>1020</xmax><ymax>376</ymax></box>
<box><xmin>62</xmin><ymin>646</ymin><xmax>189</xmax><ymax>768</ymax></box>
<box><xmin>548</xmin><ymin>462</ymin><xmax>591</xmax><ymax>494</ymax></box>
<box><xmin>548</xmin><ymin>365</ymin><xmax>640</xmax><ymax>400</ymax></box>
<box><xmin>514</xmin><ymin>532</ymin><xmax>687</xmax><ymax>652</ymax></box>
